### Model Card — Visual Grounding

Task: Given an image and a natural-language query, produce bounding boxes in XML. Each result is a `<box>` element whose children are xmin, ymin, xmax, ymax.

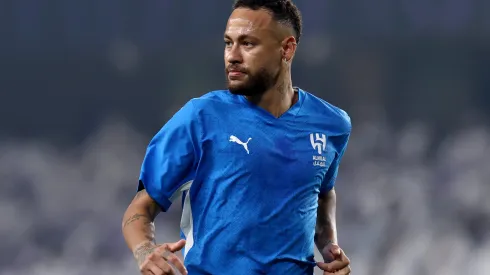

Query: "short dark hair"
<box><xmin>232</xmin><ymin>0</ymin><xmax>302</xmax><ymax>44</ymax></box>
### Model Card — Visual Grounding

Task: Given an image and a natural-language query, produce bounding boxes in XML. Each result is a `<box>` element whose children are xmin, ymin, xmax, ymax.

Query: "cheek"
<box><xmin>224</xmin><ymin>50</ymin><xmax>229</xmax><ymax>63</ymax></box>
<box><xmin>245</xmin><ymin>52</ymin><xmax>276</xmax><ymax>71</ymax></box>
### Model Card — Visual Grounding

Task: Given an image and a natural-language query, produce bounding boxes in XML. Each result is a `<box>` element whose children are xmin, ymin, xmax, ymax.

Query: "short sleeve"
<box><xmin>320</xmin><ymin>132</ymin><xmax>350</xmax><ymax>194</ymax></box>
<box><xmin>138</xmin><ymin>101</ymin><xmax>201</xmax><ymax>211</ymax></box>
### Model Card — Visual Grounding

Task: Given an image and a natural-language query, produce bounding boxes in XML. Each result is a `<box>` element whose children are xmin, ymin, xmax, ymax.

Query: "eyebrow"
<box><xmin>224</xmin><ymin>33</ymin><xmax>260</xmax><ymax>41</ymax></box>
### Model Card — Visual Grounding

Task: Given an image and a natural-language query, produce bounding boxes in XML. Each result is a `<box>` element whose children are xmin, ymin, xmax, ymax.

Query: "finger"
<box><xmin>149</xmin><ymin>254</ymin><xmax>174</xmax><ymax>275</ymax></box>
<box><xmin>336</xmin><ymin>265</ymin><xmax>351</xmax><ymax>275</ymax></box>
<box><xmin>340</xmin><ymin>251</ymin><xmax>350</xmax><ymax>263</ymax></box>
<box><xmin>140</xmin><ymin>261</ymin><xmax>157</xmax><ymax>275</ymax></box>
<box><xmin>144</xmin><ymin>261</ymin><xmax>165</xmax><ymax>275</ymax></box>
<box><xmin>167</xmin><ymin>239</ymin><xmax>186</xmax><ymax>252</ymax></box>
<box><xmin>316</xmin><ymin>262</ymin><xmax>332</xmax><ymax>272</ymax></box>
<box><xmin>325</xmin><ymin>259</ymin><xmax>349</xmax><ymax>272</ymax></box>
<box><xmin>166</xmin><ymin>253</ymin><xmax>188</xmax><ymax>275</ymax></box>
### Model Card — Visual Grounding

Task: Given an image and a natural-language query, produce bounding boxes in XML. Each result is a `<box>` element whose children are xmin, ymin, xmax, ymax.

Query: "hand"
<box><xmin>133</xmin><ymin>239</ymin><xmax>188</xmax><ymax>275</ymax></box>
<box><xmin>316</xmin><ymin>243</ymin><xmax>351</xmax><ymax>275</ymax></box>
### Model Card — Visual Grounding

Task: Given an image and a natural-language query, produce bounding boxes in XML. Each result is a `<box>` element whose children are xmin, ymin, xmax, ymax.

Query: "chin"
<box><xmin>228</xmin><ymin>87</ymin><xmax>249</xmax><ymax>95</ymax></box>
<box><xmin>227</xmin><ymin>82</ymin><xmax>250</xmax><ymax>95</ymax></box>
<box><xmin>228</xmin><ymin>86</ymin><xmax>263</xmax><ymax>97</ymax></box>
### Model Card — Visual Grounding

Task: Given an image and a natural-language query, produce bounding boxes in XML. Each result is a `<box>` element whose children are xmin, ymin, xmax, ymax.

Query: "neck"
<box><xmin>246</xmin><ymin>74</ymin><xmax>296</xmax><ymax>118</ymax></box>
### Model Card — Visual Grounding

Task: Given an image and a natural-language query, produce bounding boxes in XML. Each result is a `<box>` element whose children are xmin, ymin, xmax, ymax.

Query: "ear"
<box><xmin>281</xmin><ymin>36</ymin><xmax>297</xmax><ymax>62</ymax></box>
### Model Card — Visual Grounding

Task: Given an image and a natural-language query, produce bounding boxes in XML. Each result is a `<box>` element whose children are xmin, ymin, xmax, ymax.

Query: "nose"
<box><xmin>225</xmin><ymin>44</ymin><xmax>243</xmax><ymax>64</ymax></box>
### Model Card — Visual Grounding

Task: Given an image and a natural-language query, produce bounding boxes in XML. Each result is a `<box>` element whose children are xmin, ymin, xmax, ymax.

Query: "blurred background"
<box><xmin>1</xmin><ymin>1</ymin><xmax>489</xmax><ymax>274</ymax></box>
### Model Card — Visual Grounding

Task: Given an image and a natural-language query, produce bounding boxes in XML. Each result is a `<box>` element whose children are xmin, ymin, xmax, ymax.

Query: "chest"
<box><xmin>199</xmin><ymin>113</ymin><xmax>337</xmax><ymax>189</ymax></box>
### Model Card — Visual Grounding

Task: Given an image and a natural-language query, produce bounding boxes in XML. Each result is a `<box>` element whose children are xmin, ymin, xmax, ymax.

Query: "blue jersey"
<box><xmin>138</xmin><ymin>88</ymin><xmax>351</xmax><ymax>275</ymax></box>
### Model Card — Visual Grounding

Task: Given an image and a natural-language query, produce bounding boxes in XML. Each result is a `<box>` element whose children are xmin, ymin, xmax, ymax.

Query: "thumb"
<box><xmin>167</xmin><ymin>239</ymin><xmax>186</xmax><ymax>252</ymax></box>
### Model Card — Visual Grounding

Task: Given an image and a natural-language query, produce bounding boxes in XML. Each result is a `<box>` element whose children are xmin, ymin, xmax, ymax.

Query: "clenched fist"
<box><xmin>133</xmin><ymin>239</ymin><xmax>188</xmax><ymax>275</ymax></box>
<box><xmin>317</xmin><ymin>243</ymin><xmax>351</xmax><ymax>275</ymax></box>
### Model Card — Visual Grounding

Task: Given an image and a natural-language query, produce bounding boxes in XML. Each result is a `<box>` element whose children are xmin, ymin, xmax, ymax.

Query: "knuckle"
<box><xmin>167</xmin><ymin>254</ymin><xmax>178</xmax><ymax>262</ymax></box>
<box><xmin>161</xmin><ymin>265</ymin><xmax>172</xmax><ymax>273</ymax></box>
<box><xmin>148</xmin><ymin>253</ymin><xmax>159</xmax><ymax>260</ymax></box>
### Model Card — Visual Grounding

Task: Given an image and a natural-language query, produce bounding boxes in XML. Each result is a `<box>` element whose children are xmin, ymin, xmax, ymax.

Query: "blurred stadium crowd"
<box><xmin>1</xmin><ymin>1</ymin><xmax>490</xmax><ymax>274</ymax></box>
<box><xmin>1</xmin><ymin>115</ymin><xmax>489</xmax><ymax>275</ymax></box>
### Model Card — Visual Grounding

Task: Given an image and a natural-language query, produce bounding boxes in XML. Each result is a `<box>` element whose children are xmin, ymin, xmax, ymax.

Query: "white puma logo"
<box><xmin>229</xmin><ymin>135</ymin><xmax>252</xmax><ymax>154</ymax></box>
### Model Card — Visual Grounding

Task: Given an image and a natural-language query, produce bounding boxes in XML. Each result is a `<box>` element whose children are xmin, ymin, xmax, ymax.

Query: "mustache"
<box><xmin>226</xmin><ymin>65</ymin><xmax>247</xmax><ymax>73</ymax></box>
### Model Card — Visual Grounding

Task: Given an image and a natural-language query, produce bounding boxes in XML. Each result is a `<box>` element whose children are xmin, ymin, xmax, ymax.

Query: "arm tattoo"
<box><xmin>123</xmin><ymin>213</ymin><xmax>152</xmax><ymax>228</ymax></box>
<box><xmin>133</xmin><ymin>241</ymin><xmax>157</xmax><ymax>266</ymax></box>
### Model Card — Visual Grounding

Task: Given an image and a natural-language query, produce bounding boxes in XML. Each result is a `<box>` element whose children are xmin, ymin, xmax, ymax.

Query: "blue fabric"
<box><xmin>139</xmin><ymin>88</ymin><xmax>351</xmax><ymax>274</ymax></box>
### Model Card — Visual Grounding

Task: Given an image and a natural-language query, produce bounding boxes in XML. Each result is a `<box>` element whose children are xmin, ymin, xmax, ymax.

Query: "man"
<box><xmin>122</xmin><ymin>1</ymin><xmax>352</xmax><ymax>274</ymax></box>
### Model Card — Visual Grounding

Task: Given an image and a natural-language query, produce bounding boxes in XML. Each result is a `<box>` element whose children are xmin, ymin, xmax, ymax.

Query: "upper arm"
<box><xmin>138</xmin><ymin>100</ymin><xmax>202</xmax><ymax>211</ymax></box>
<box><xmin>320</xmin><ymin>132</ymin><xmax>350</xmax><ymax>194</ymax></box>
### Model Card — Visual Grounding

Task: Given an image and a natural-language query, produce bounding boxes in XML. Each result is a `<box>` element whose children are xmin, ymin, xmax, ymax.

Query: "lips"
<box><xmin>227</xmin><ymin>66</ymin><xmax>246</xmax><ymax>74</ymax></box>
<box><xmin>227</xmin><ymin>67</ymin><xmax>246</xmax><ymax>79</ymax></box>
<box><xmin>228</xmin><ymin>71</ymin><xmax>244</xmax><ymax>77</ymax></box>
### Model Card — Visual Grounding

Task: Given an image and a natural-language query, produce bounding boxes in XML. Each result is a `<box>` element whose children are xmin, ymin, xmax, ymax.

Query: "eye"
<box><xmin>243</xmin><ymin>41</ymin><xmax>254</xmax><ymax>47</ymax></box>
<box><xmin>224</xmin><ymin>41</ymin><xmax>233</xmax><ymax>47</ymax></box>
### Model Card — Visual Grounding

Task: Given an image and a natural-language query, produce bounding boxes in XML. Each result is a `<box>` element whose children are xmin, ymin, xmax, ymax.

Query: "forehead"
<box><xmin>225</xmin><ymin>8</ymin><xmax>276</xmax><ymax>37</ymax></box>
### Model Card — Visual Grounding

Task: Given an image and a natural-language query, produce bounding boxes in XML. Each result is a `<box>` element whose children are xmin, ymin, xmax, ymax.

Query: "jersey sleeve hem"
<box><xmin>138</xmin><ymin>179</ymin><xmax>172</xmax><ymax>212</ymax></box>
<box><xmin>319</xmin><ymin>180</ymin><xmax>335</xmax><ymax>194</ymax></box>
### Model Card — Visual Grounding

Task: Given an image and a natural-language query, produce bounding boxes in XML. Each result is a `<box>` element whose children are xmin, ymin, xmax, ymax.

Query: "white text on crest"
<box><xmin>313</xmin><ymin>156</ymin><xmax>326</xmax><ymax>161</ymax></box>
<box><xmin>312</xmin><ymin>155</ymin><xmax>326</xmax><ymax>167</ymax></box>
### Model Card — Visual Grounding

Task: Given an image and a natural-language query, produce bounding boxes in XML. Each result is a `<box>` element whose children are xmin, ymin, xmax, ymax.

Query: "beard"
<box><xmin>226</xmin><ymin>66</ymin><xmax>280</xmax><ymax>97</ymax></box>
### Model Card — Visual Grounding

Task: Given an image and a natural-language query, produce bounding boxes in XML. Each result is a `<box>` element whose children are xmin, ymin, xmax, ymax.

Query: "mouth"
<box><xmin>227</xmin><ymin>66</ymin><xmax>246</xmax><ymax>78</ymax></box>
<box><xmin>228</xmin><ymin>71</ymin><xmax>245</xmax><ymax>77</ymax></box>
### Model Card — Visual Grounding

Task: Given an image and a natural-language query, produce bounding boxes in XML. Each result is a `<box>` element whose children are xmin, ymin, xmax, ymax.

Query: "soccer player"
<box><xmin>122</xmin><ymin>1</ymin><xmax>352</xmax><ymax>274</ymax></box>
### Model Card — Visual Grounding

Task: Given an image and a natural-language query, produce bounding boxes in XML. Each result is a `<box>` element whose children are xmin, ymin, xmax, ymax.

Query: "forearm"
<box><xmin>122</xmin><ymin>190</ymin><xmax>161</xmax><ymax>254</ymax></box>
<box><xmin>122</xmin><ymin>207</ymin><xmax>156</xmax><ymax>250</ymax></box>
<box><xmin>315</xmin><ymin>188</ymin><xmax>337</xmax><ymax>252</ymax></box>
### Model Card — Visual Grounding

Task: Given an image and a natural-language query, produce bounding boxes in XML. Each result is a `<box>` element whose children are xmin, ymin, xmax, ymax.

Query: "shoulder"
<box><xmin>188</xmin><ymin>90</ymin><xmax>235</xmax><ymax>110</ymax></box>
<box><xmin>172</xmin><ymin>90</ymin><xmax>232</xmax><ymax>113</ymax></box>
<box><xmin>300</xmin><ymin>88</ymin><xmax>352</xmax><ymax>134</ymax></box>
<box><xmin>176</xmin><ymin>90</ymin><xmax>236</xmax><ymax>129</ymax></box>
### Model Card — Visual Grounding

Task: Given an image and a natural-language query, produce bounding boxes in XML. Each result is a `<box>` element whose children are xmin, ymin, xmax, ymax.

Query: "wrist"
<box><xmin>132</xmin><ymin>241</ymin><xmax>157</xmax><ymax>265</ymax></box>
<box><xmin>316</xmin><ymin>236</ymin><xmax>335</xmax><ymax>249</ymax></box>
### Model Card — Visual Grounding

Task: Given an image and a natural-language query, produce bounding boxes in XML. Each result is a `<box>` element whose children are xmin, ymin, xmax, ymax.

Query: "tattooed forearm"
<box><xmin>133</xmin><ymin>241</ymin><xmax>157</xmax><ymax>266</ymax></box>
<box><xmin>123</xmin><ymin>213</ymin><xmax>152</xmax><ymax>228</ymax></box>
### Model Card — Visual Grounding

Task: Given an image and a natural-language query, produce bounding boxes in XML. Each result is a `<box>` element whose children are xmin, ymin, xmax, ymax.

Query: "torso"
<box><xmin>181</xmin><ymin>89</ymin><xmax>349</xmax><ymax>275</ymax></box>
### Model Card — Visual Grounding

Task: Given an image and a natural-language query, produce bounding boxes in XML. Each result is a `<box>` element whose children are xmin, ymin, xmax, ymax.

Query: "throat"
<box><xmin>247</xmin><ymin>87</ymin><xmax>298</xmax><ymax>118</ymax></box>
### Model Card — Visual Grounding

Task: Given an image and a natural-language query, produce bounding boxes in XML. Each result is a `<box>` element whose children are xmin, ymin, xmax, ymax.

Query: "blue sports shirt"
<box><xmin>138</xmin><ymin>88</ymin><xmax>351</xmax><ymax>275</ymax></box>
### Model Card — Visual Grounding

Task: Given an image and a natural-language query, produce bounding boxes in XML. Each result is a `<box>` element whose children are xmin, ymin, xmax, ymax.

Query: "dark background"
<box><xmin>1</xmin><ymin>1</ymin><xmax>489</xmax><ymax>274</ymax></box>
